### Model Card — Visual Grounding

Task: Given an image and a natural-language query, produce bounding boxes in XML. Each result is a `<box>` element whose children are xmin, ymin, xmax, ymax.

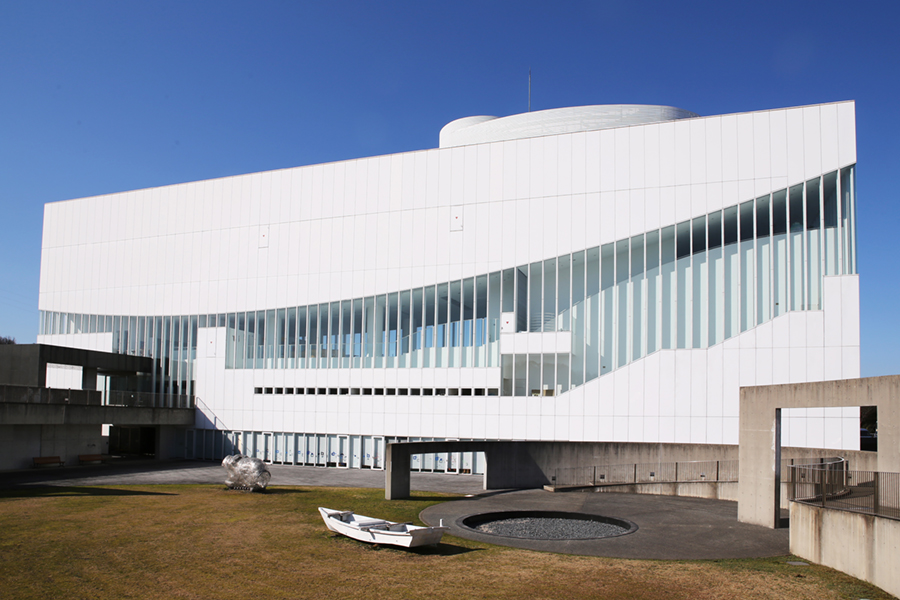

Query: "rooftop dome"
<box><xmin>439</xmin><ymin>104</ymin><xmax>699</xmax><ymax>148</ymax></box>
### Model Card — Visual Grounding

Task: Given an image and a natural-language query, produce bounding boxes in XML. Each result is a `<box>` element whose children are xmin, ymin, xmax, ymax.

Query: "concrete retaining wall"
<box><xmin>592</xmin><ymin>481</ymin><xmax>739</xmax><ymax>501</ymax></box>
<box><xmin>0</xmin><ymin>423</ymin><xmax>103</xmax><ymax>469</ymax></box>
<box><xmin>487</xmin><ymin>441</ymin><xmax>876</xmax><ymax>490</ymax></box>
<box><xmin>790</xmin><ymin>502</ymin><xmax>900</xmax><ymax>599</ymax></box>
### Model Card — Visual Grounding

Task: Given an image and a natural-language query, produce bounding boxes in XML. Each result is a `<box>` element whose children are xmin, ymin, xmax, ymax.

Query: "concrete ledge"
<box><xmin>0</xmin><ymin>403</ymin><xmax>195</xmax><ymax>426</ymax></box>
<box><xmin>545</xmin><ymin>481</ymin><xmax>738</xmax><ymax>502</ymax></box>
<box><xmin>790</xmin><ymin>501</ymin><xmax>900</xmax><ymax>598</ymax></box>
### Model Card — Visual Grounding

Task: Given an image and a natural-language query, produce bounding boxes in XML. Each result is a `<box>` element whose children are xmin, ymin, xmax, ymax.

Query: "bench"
<box><xmin>78</xmin><ymin>454</ymin><xmax>109</xmax><ymax>465</ymax></box>
<box><xmin>33</xmin><ymin>456</ymin><xmax>64</xmax><ymax>467</ymax></box>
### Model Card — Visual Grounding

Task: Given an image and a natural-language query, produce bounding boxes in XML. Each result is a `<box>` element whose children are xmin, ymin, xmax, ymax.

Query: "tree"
<box><xmin>0</xmin><ymin>336</ymin><xmax>15</xmax><ymax>345</ymax></box>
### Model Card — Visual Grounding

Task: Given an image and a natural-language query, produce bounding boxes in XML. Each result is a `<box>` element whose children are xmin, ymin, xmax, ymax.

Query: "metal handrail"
<box><xmin>789</xmin><ymin>463</ymin><xmax>899</xmax><ymax>521</ymax></box>
<box><xmin>106</xmin><ymin>390</ymin><xmax>194</xmax><ymax>409</ymax></box>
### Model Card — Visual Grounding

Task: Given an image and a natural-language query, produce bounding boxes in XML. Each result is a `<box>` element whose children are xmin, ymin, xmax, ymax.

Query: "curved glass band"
<box><xmin>40</xmin><ymin>166</ymin><xmax>857</xmax><ymax>398</ymax></box>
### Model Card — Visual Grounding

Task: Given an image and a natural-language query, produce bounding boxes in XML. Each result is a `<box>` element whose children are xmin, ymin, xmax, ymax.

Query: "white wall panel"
<box><xmin>802</xmin><ymin>106</ymin><xmax>822</xmax><ymax>180</ymax></box>
<box><xmin>753</xmin><ymin>112</ymin><xmax>771</xmax><ymax>180</ymax></box>
<box><xmin>449</xmin><ymin>146</ymin><xmax>464</xmax><ymax>207</ymax></box>
<box><xmin>819</xmin><ymin>103</ymin><xmax>840</xmax><ymax>173</ymax></box>
<box><xmin>841</xmin><ymin>275</ymin><xmax>860</xmax><ymax>346</ymax></box>
<box><xmin>515</xmin><ymin>139</ymin><xmax>531</xmax><ymax>200</ymax></box>
<box><xmin>529</xmin><ymin>138</ymin><xmax>545</xmax><ymax>199</ymax></box>
<box><xmin>642</xmin><ymin>124</ymin><xmax>660</xmax><ymax>189</ymax></box>
<box><xmin>785</xmin><ymin>108</ymin><xmax>805</xmax><ymax>184</ymax></box>
<box><xmin>837</xmin><ymin>101</ymin><xmax>857</xmax><ymax>166</ymax></box>
<box><xmin>570</xmin><ymin>133</ymin><xmax>586</xmax><ymax>195</ymax></box>
<box><xmin>615</xmin><ymin>190</ymin><xmax>631</xmax><ymax>240</ymax></box>
<box><xmin>615</xmin><ymin>128</ymin><xmax>630</xmax><ymax>191</ymax></box>
<box><xmin>689</xmin><ymin>119</ymin><xmax>706</xmax><ymax>185</ymax></box>
<box><xmin>736</xmin><ymin>113</ymin><xmax>754</xmax><ymax>182</ymax></box>
<box><xmin>673</xmin><ymin>120</ymin><xmax>691</xmax><ymax>186</ymax></box>
<box><xmin>597</xmin><ymin>130</ymin><xmax>613</xmax><ymax>193</ymax></box>
<box><xmin>557</xmin><ymin>135</ymin><xmax>572</xmax><ymax>196</ymax></box>
<box><xmin>720</xmin><ymin>115</ymin><xmax>739</xmax><ymax>183</ymax></box>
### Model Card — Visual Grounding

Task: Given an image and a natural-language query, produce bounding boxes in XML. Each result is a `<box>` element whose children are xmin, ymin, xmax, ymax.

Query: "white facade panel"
<box><xmin>36</xmin><ymin>101</ymin><xmax>861</xmax><ymax>464</ymax></box>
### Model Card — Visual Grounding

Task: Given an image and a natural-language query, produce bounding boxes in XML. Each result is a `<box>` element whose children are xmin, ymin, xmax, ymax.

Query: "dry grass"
<box><xmin>0</xmin><ymin>485</ymin><xmax>892</xmax><ymax>600</ymax></box>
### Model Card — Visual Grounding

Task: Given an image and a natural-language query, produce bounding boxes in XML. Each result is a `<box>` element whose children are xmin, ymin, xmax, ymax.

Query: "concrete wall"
<box><xmin>0</xmin><ymin>384</ymin><xmax>101</xmax><ymax>405</ymax></box>
<box><xmin>484</xmin><ymin>441</ymin><xmax>874</xmax><ymax>490</ymax></box>
<box><xmin>40</xmin><ymin>424</ymin><xmax>105</xmax><ymax>466</ymax></box>
<box><xmin>386</xmin><ymin>439</ymin><xmax>870</xmax><ymax>499</ymax></box>
<box><xmin>0</xmin><ymin>423</ymin><xmax>103</xmax><ymax>469</ymax></box>
<box><xmin>739</xmin><ymin>375</ymin><xmax>900</xmax><ymax>528</ymax></box>
<box><xmin>156</xmin><ymin>425</ymin><xmax>189</xmax><ymax>460</ymax></box>
<box><xmin>790</xmin><ymin>502</ymin><xmax>900</xmax><ymax>599</ymax></box>
<box><xmin>590</xmin><ymin>481</ymin><xmax>739</xmax><ymax>502</ymax></box>
<box><xmin>0</xmin><ymin>425</ymin><xmax>42</xmax><ymax>470</ymax></box>
<box><xmin>0</xmin><ymin>344</ymin><xmax>44</xmax><ymax>386</ymax></box>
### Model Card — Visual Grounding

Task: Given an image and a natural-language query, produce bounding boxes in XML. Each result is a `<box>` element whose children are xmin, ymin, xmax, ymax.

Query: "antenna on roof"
<box><xmin>528</xmin><ymin>68</ymin><xmax>531</xmax><ymax>112</ymax></box>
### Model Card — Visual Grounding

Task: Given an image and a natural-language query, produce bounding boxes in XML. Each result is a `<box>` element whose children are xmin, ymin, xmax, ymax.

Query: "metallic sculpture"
<box><xmin>222</xmin><ymin>454</ymin><xmax>271</xmax><ymax>491</ymax></box>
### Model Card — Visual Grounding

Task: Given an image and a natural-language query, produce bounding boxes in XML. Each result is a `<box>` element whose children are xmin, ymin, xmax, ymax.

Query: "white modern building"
<box><xmin>37</xmin><ymin>101</ymin><xmax>861</xmax><ymax>472</ymax></box>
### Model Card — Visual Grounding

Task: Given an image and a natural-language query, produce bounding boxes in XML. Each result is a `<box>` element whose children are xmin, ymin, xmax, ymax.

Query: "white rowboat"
<box><xmin>318</xmin><ymin>507</ymin><xmax>449</xmax><ymax>548</ymax></box>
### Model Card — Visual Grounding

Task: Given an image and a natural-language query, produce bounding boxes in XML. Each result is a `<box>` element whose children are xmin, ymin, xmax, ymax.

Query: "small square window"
<box><xmin>308</xmin><ymin>388</ymin><xmax>317</xmax><ymax>395</ymax></box>
<box><xmin>488</xmin><ymin>388</ymin><xmax>499</xmax><ymax>396</ymax></box>
<box><xmin>254</xmin><ymin>387</ymin><xmax>263</xmax><ymax>394</ymax></box>
<box><xmin>295</xmin><ymin>388</ymin><xmax>304</xmax><ymax>395</ymax></box>
<box><xmin>410</xmin><ymin>388</ymin><xmax>421</xmax><ymax>396</ymax></box>
<box><xmin>362</xmin><ymin>388</ymin><xmax>372</xmax><ymax>395</ymax></box>
<box><xmin>397</xmin><ymin>388</ymin><xmax>408</xmax><ymax>396</ymax></box>
<box><xmin>474</xmin><ymin>388</ymin><xmax>485</xmax><ymax>396</ymax></box>
<box><xmin>386</xmin><ymin>388</ymin><xmax>396</xmax><ymax>396</ymax></box>
<box><xmin>461</xmin><ymin>388</ymin><xmax>472</xmax><ymax>396</ymax></box>
<box><xmin>264</xmin><ymin>387</ymin><xmax>273</xmax><ymax>395</ymax></box>
<box><xmin>284</xmin><ymin>388</ymin><xmax>294</xmax><ymax>395</ymax></box>
<box><xmin>339</xmin><ymin>388</ymin><xmax>349</xmax><ymax>395</ymax></box>
<box><xmin>422</xmin><ymin>389</ymin><xmax>433</xmax><ymax>396</ymax></box>
<box><xmin>328</xmin><ymin>388</ymin><xmax>338</xmax><ymax>395</ymax></box>
<box><xmin>435</xmin><ymin>388</ymin><xmax>446</xmax><ymax>396</ymax></box>
<box><xmin>447</xmin><ymin>388</ymin><xmax>459</xmax><ymax>396</ymax></box>
<box><xmin>274</xmin><ymin>387</ymin><xmax>284</xmax><ymax>395</ymax></box>
<box><xmin>351</xmin><ymin>388</ymin><xmax>360</xmax><ymax>395</ymax></box>
<box><xmin>374</xmin><ymin>388</ymin><xmax>384</xmax><ymax>395</ymax></box>
<box><xmin>318</xmin><ymin>388</ymin><xmax>327</xmax><ymax>395</ymax></box>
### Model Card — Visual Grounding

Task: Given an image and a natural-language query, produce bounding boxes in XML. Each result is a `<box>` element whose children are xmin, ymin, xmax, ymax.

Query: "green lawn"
<box><xmin>0</xmin><ymin>485</ymin><xmax>891</xmax><ymax>600</ymax></box>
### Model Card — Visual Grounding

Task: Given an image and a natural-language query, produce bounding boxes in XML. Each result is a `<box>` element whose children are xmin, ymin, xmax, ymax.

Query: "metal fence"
<box><xmin>789</xmin><ymin>463</ymin><xmax>900</xmax><ymax>521</ymax></box>
<box><xmin>781</xmin><ymin>457</ymin><xmax>844</xmax><ymax>484</ymax></box>
<box><xmin>553</xmin><ymin>459</ymin><xmax>739</xmax><ymax>487</ymax></box>
<box><xmin>106</xmin><ymin>390</ymin><xmax>194</xmax><ymax>409</ymax></box>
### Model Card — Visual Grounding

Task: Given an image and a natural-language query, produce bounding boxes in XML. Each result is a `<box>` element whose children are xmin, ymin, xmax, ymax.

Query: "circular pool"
<box><xmin>459</xmin><ymin>511</ymin><xmax>637</xmax><ymax>540</ymax></box>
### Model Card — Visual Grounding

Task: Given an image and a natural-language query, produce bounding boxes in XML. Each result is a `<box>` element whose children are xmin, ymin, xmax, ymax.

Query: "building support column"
<box><xmin>385</xmin><ymin>443</ymin><xmax>411</xmax><ymax>500</ymax></box>
<box><xmin>82</xmin><ymin>367</ymin><xmax>98</xmax><ymax>391</ymax></box>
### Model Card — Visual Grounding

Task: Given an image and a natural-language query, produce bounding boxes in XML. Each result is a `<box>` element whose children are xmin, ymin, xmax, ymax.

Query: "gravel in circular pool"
<box><xmin>460</xmin><ymin>511</ymin><xmax>637</xmax><ymax>540</ymax></box>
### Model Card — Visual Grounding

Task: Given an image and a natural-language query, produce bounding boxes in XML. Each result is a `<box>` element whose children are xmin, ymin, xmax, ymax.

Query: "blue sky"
<box><xmin>1</xmin><ymin>1</ymin><xmax>898</xmax><ymax>376</ymax></box>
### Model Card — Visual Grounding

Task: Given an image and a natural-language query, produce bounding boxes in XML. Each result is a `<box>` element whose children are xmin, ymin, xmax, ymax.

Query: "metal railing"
<box><xmin>553</xmin><ymin>459</ymin><xmax>739</xmax><ymax>487</ymax></box>
<box><xmin>0</xmin><ymin>385</ymin><xmax>101</xmax><ymax>405</ymax></box>
<box><xmin>106</xmin><ymin>390</ymin><xmax>194</xmax><ymax>409</ymax></box>
<box><xmin>789</xmin><ymin>463</ymin><xmax>900</xmax><ymax>521</ymax></box>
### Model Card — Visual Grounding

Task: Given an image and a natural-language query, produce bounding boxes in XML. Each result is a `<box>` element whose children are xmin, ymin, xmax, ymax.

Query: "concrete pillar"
<box><xmin>81</xmin><ymin>367</ymin><xmax>98</xmax><ymax>391</ymax></box>
<box><xmin>385</xmin><ymin>443</ymin><xmax>410</xmax><ymax>500</ymax></box>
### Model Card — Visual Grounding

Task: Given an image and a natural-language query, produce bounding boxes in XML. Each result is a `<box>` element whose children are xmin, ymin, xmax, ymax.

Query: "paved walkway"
<box><xmin>2</xmin><ymin>459</ymin><xmax>789</xmax><ymax>560</ymax></box>
<box><xmin>421</xmin><ymin>489</ymin><xmax>789</xmax><ymax>560</ymax></box>
<box><xmin>0</xmin><ymin>459</ymin><xmax>486</xmax><ymax>495</ymax></box>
